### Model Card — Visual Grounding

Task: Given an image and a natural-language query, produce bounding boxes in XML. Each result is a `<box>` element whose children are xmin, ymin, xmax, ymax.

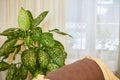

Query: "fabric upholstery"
<box><xmin>45</xmin><ymin>58</ymin><xmax>105</xmax><ymax>80</ymax></box>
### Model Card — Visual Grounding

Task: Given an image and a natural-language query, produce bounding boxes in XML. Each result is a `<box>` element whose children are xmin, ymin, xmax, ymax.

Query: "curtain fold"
<box><xmin>118</xmin><ymin>5</ymin><xmax>120</xmax><ymax>77</ymax></box>
<box><xmin>0</xmin><ymin>0</ymin><xmax>65</xmax><ymax>80</ymax></box>
<box><xmin>117</xmin><ymin>22</ymin><xmax>120</xmax><ymax>77</ymax></box>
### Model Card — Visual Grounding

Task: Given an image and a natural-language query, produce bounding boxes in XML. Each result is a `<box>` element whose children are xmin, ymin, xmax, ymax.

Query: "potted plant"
<box><xmin>0</xmin><ymin>7</ymin><xmax>71</xmax><ymax>80</ymax></box>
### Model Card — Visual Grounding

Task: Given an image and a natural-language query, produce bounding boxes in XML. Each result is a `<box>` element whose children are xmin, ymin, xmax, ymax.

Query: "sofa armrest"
<box><xmin>45</xmin><ymin>58</ymin><xmax>105</xmax><ymax>80</ymax></box>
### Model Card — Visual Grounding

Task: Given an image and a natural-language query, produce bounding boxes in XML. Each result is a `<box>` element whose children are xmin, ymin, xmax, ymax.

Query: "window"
<box><xmin>65</xmin><ymin>0</ymin><xmax>120</xmax><ymax>72</ymax></box>
<box><xmin>96</xmin><ymin>0</ymin><xmax>119</xmax><ymax>51</ymax></box>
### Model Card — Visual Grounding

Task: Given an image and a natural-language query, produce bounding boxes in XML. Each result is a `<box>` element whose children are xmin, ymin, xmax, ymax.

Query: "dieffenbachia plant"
<box><xmin>0</xmin><ymin>7</ymin><xmax>71</xmax><ymax>80</ymax></box>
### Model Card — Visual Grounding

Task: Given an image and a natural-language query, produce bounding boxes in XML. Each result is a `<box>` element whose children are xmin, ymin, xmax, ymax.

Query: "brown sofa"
<box><xmin>45</xmin><ymin>58</ymin><xmax>105</xmax><ymax>80</ymax></box>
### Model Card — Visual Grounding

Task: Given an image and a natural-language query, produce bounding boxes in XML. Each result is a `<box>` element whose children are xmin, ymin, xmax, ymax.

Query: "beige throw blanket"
<box><xmin>32</xmin><ymin>75</ymin><xmax>50</xmax><ymax>80</ymax></box>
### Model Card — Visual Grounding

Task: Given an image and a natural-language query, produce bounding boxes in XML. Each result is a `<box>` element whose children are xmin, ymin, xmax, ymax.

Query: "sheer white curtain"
<box><xmin>0</xmin><ymin>0</ymin><xmax>65</xmax><ymax>80</ymax></box>
<box><xmin>65</xmin><ymin>0</ymin><xmax>97</xmax><ymax>63</ymax></box>
<box><xmin>65</xmin><ymin>0</ymin><xmax>120</xmax><ymax>75</ymax></box>
<box><xmin>0</xmin><ymin>0</ymin><xmax>66</xmax><ymax>42</ymax></box>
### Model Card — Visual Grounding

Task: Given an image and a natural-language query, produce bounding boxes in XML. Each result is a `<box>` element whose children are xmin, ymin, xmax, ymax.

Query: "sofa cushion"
<box><xmin>45</xmin><ymin>58</ymin><xmax>105</xmax><ymax>80</ymax></box>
